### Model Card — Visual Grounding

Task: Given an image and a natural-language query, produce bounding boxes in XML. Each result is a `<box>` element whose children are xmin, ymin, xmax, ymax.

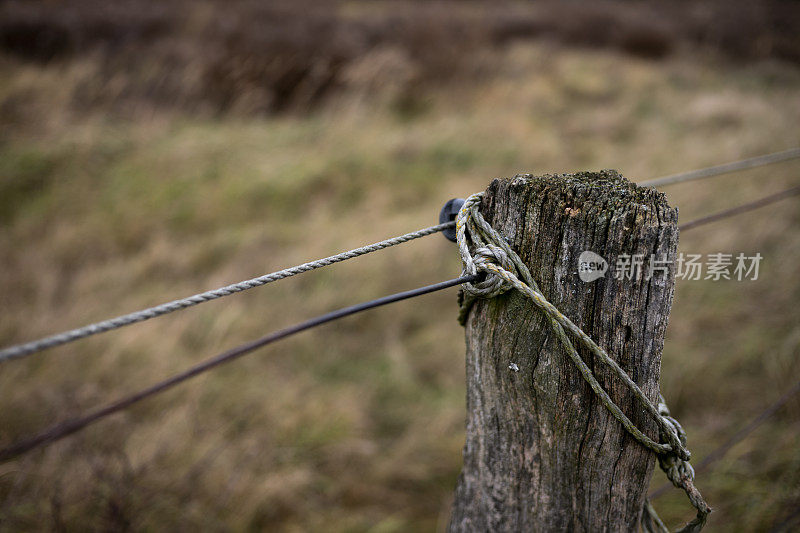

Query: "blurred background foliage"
<box><xmin>0</xmin><ymin>0</ymin><xmax>799</xmax><ymax>531</ymax></box>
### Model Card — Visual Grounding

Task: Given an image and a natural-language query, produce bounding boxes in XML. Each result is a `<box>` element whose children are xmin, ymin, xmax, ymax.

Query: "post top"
<box><xmin>495</xmin><ymin>169</ymin><xmax>669</xmax><ymax>212</ymax></box>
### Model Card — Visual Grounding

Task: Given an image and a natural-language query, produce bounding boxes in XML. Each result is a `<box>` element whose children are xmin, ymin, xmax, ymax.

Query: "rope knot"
<box><xmin>463</xmin><ymin>244</ymin><xmax>516</xmax><ymax>299</ymax></box>
<box><xmin>657</xmin><ymin>396</ymin><xmax>694</xmax><ymax>475</ymax></box>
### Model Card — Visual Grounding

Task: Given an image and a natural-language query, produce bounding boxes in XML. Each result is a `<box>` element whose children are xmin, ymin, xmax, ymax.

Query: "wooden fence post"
<box><xmin>448</xmin><ymin>171</ymin><xmax>679</xmax><ymax>532</ymax></box>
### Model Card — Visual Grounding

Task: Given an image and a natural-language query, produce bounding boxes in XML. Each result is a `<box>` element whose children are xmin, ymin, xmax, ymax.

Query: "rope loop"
<box><xmin>455</xmin><ymin>191</ymin><xmax>709</xmax><ymax>532</ymax></box>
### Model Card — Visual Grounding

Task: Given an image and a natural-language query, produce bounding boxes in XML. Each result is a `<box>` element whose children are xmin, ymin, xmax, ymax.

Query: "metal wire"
<box><xmin>650</xmin><ymin>378</ymin><xmax>800</xmax><ymax>500</ymax></box>
<box><xmin>0</xmin><ymin>221</ymin><xmax>455</xmax><ymax>364</ymax></box>
<box><xmin>679</xmin><ymin>185</ymin><xmax>800</xmax><ymax>232</ymax></box>
<box><xmin>3</xmin><ymin>159</ymin><xmax>799</xmax><ymax>466</ymax></box>
<box><xmin>0</xmin><ymin>274</ymin><xmax>479</xmax><ymax>463</ymax></box>
<box><xmin>3</xmin><ymin>159</ymin><xmax>797</xmax><ymax>365</ymax></box>
<box><xmin>642</xmin><ymin>148</ymin><xmax>800</xmax><ymax>188</ymax></box>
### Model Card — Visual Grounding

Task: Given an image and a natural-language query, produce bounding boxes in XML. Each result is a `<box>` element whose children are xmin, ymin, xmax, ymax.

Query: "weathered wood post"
<box><xmin>449</xmin><ymin>171</ymin><xmax>678</xmax><ymax>531</ymax></box>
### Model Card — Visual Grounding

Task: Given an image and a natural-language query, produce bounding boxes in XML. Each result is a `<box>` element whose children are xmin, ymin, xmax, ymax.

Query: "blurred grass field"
<box><xmin>1</xmin><ymin>2</ymin><xmax>800</xmax><ymax>531</ymax></box>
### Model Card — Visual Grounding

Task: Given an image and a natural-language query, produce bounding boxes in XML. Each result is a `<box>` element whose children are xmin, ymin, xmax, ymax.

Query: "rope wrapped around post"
<box><xmin>455</xmin><ymin>192</ymin><xmax>710</xmax><ymax>532</ymax></box>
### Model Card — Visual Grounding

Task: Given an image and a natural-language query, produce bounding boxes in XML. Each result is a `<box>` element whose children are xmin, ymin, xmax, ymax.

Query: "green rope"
<box><xmin>456</xmin><ymin>192</ymin><xmax>710</xmax><ymax>532</ymax></box>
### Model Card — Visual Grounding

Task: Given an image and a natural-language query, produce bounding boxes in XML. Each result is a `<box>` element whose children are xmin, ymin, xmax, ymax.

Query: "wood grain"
<box><xmin>449</xmin><ymin>171</ymin><xmax>678</xmax><ymax>532</ymax></box>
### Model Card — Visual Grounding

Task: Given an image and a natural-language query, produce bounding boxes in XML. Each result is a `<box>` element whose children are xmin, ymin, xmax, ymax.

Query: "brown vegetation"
<box><xmin>1</xmin><ymin>0</ymin><xmax>799</xmax><ymax>118</ymax></box>
<box><xmin>1</xmin><ymin>1</ymin><xmax>799</xmax><ymax>531</ymax></box>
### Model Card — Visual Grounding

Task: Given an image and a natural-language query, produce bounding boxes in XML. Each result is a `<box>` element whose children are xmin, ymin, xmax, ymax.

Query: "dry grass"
<box><xmin>1</xmin><ymin>3</ymin><xmax>800</xmax><ymax>531</ymax></box>
<box><xmin>1</xmin><ymin>0</ymin><xmax>799</xmax><ymax>121</ymax></box>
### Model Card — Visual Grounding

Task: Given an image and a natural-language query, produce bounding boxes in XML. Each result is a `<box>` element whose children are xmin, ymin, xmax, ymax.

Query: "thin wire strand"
<box><xmin>3</xmin><ymin>165</ymin><xmax>799</xmax><ymax>462</ymax></box>
<box><xmin>641</xmin><ymin>148</ymin><xmax>800</xmax><ymax>188</ymax></box>
<box><xmin>650</xmin><ymin>378</ymin><xmax>800</xmax><ymax>500</ymax></box>
<box><xmin>0</xmin><ymin>221</ymin><xmax>455</xmax><ymax>364</ymax></box>
<box><xmin>4</xmin><ymin>163</ymin><xmax>798</xmax><ymax>365</ymax></box>
<box><xmin>678</xmin><ymin>185</ymin><xmax>800</xmax><ymax>232</ymax></box>
<box><xmin>0</xmin><ymin>274</ymin><xmax>479</xmax><ymax>463</ymax></box>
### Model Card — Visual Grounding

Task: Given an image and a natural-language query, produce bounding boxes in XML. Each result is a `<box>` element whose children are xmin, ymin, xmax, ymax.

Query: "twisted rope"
<box><xmin>0</xmin><ymin>221</ymin><xmax>455</xmax><ymax>363</ymax></box>
<box><xmin>456</xmin><ymin>192</ymin><xmax>710</xmax><ymax>532</ymax></box>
